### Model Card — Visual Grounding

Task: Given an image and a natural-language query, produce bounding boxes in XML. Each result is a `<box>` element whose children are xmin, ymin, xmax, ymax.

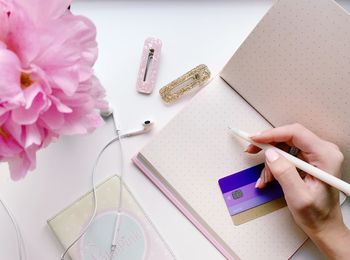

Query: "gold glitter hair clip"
<box><xmin>159</xmin><ymin>64</ymin><xmax>211</xmax><ymax>103</ymax></box>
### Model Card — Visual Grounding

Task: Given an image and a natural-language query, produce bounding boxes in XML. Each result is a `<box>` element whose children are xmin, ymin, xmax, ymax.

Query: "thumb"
<box><xmin>265</xmin><ymin>149</ymin><xmax>307</xmax><ymax>197</ymax></box>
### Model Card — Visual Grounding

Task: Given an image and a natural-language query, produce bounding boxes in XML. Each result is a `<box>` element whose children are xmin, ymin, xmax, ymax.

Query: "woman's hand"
<box><xmin>246</xmin><ymin>123</ymin><xmax>350</xmax><ymax>259</ymax></box>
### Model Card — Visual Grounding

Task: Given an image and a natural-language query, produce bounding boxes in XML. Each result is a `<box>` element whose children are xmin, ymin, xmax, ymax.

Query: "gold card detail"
<box><xmin>232</xmin><ymin>198</ymin><xmax>287</xmax><ymax>225</ymax></box>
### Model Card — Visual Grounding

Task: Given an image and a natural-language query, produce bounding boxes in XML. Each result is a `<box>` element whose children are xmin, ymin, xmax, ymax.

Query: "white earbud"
<box><xmin>120</xmin><ymin>120</ymin><xmax>154</xmax><ymax>138</ymax></box>
<box><xmin>101</xmin><ymin>105</ymin><xmax>154</xmax><ymax>138</ymax></box>
<box><xmin>100</xmin><ymin>104</ymin><xmax>114</xmax><ymax>118</ymax></box>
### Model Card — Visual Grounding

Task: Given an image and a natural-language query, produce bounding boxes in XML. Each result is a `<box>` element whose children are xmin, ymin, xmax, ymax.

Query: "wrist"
<box><xmin>310</xmin><ymin>221</ymin><xmax>350</xmax><ymax>259</ymax></box>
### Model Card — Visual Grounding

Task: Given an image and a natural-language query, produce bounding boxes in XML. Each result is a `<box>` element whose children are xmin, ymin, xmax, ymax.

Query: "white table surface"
<box><xmin>1</xmin><ymin>1</ymin><xmax>350</xmax><ymax>259</ymax></box>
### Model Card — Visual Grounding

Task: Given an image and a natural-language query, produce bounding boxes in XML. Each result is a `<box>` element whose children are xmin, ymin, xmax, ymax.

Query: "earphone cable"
<box><xmin>60</xmin><ymin>120</ymin><xmax>123</xmax><ymax>260</ymax></box>
<box><xmin>110</xmin><ymin>112</ymin><xmax>125</xmax><ymax>257</ymax></box>
<box><xmin>0</xmin><ymin>197</ymin><xmax>26</xmax><ymax>260</ymax></box>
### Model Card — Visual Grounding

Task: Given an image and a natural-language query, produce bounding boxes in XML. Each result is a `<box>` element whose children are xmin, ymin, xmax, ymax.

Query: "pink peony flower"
<box><xmin>0</xmin><ymin>0</ymin><xmax>108</xmax><ymax>180</ymax></box>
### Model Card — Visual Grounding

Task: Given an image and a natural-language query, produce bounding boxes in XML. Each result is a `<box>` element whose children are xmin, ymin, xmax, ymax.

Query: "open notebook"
<box><xmin>133</xmin><ymin>0</ymin><xmax>350</xmax><ymax>259</ymax></box>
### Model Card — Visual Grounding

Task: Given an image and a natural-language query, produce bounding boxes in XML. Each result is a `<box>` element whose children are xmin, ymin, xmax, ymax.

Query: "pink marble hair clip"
<box><xmin>136</xmin><ymin>37</ymin><xmax>162</xmax><ymax>94</ymax></box>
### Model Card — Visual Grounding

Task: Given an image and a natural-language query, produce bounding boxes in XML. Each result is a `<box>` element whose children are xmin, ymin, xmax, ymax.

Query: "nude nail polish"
<box><xmin>255</xmin><ymin>178</ymin><xmax>261</xmax><ymax>188</ymax></box>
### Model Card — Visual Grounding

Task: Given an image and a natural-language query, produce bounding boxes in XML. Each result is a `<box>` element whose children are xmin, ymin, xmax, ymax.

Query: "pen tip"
<box><xmin>228</xmin><ymin>126</ymin><xmax>238</xmax><ymax>134</ymax></box>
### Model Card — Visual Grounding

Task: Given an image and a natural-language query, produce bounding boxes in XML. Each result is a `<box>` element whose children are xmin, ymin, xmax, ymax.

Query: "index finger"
<box><xmin>250</xmin><ymin>123</ymin><xmax>323</xmax><ymax>153</ymax></box>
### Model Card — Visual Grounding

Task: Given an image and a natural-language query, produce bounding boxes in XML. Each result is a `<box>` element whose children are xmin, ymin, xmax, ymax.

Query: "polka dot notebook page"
<box><xmin>135</xmin><ymin>0</ymin><xmax>350</xmax><ymax>259</ymax></box>
<box><xmin>221</xmin><ymin>0</ymin><xmax>350</xmax><ymax>182</ymax></box>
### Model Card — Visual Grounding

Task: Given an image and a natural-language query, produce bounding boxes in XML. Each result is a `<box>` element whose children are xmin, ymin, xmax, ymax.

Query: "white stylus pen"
<box><xmin>229</xmin><ymin>127</ymin><xmax>350</xmax><ymax>196</ymax></box>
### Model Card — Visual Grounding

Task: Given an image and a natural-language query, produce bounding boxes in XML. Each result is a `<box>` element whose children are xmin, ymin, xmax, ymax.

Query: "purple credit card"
<box><xmin>218</xmin><ymin>164</ymin><xmax>284</xmax><ymax>216</ymax></box>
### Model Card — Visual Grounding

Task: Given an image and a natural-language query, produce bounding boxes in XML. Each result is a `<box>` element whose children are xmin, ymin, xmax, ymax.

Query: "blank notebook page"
<box><xmin>221</xmin><ymin>0</ymin><xmax>350</xmax><ymax>181</ymax></box>
<box><xmin>140</xmin><ymin>77</ymin><xmax>306</xmax><ymax>259</ymax></box>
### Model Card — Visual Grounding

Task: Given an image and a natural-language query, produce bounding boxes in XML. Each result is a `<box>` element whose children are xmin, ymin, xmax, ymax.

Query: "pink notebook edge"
<box><xmin>132</xmin><ymin>155</ymin><xmax>235</xmax><ymax>260</ymax></box>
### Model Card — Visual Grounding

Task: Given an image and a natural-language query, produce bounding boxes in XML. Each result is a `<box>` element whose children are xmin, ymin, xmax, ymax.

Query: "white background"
<box><xmin>1</xmin><ymin>1</ymin><xmax>350</xmax><ymax>259</ymax></box>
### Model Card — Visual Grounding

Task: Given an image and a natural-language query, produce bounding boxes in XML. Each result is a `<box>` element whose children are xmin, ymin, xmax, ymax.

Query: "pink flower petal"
<box><xmin>7</xmin><ymin>155</ymin><xmax>29</xmax><ymax>180</ymax></box>
<box><xmin>0</xmin><ymin>47</ymin><xmax>23</xmax><ymax>103</ymax></box>
<box><xmin>40</xmin><ymin>104</ymin><xmax>64</xmax><ymax>130</ymax></box>
<box><xmin>55</xmin><ymin>92</ymin><xmax>92</xmax><ymax>108</ymax></box>
<box><xmin>3</xmin><ymin>1</ymin><xmax>40</xmax><ymax>66</ymax></box>
<box><xmin>22</xmin><ymin>82</ymin><xmax>41</xmax><ymax>109</ymax></box>
<box><xmin>24</xmin><ymin>124</ymin><xmax>42</xmax><ymax>148</ymax></box>
<box><xmin>49</xmin><ymin>67</ymin><xmax>79</xmax><ymax>96</ymax></box>
<box><xmin>60</xmin><ymin>110</ymin><xmax>104</xmax><ymax>135</ymax></box>
<box><xmin>50</xmin><ymin>95</ymin><xmax>72</xmax><ymax>113</ymax></box>
<box><xmin>34</xmin><ymin>14</ymin><xmax>97</xmax><ymax>72</ymax></box>
<box><xmin>3</xmin><ymin>118</ymin><xmax>22</xmax><ymax>143</ymax></box>
<box><xmin>0</xmin><ymin>137</ymin><xmax>22</xmax><ymax>157</ymax></box>
<box><xmin>41</xmin><ymin>129</ymin><xmax>58</xmax><ymax>148</ymax></box>
<box><xmin>11</xmin><ymin>92</ymin><xmax>46</xmax><ymax>125</ymax></box>
<box><xmin>87</xmin><ymin>76</ymin><xmax>109</xmax><ymax>111</ymax></box>
<box><xmin>0</xmin><ymin>112</ymin><xmax>9</xmax><ymax>125</ymax></box>
<box><xmin>7</xmin><ymin>145</ymin><xmax>37</xmax><ymax>180</ymax></box>
<box><xmin>18</xmin><ymin>0</ymin><xmax>72</xmax><ymax>26</ymax></box>
<box><xmin>0</xmin><ymin>1</ymin><xmax>10</xmax><ymax>42</ymax></box>
<box><xmin>28</xmin><ymin>64</ymin><xmax>52</xmax><ymax>95</ymax></box>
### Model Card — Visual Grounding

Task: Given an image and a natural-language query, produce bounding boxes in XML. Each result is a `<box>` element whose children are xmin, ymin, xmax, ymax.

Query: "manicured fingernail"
<box><xmin>265</xmin><ymin>149</ymin><xmax>279</xmax><ymax>162</ymax></box>
<box><xmin>244</xmin><ymin>144</ymin><xmax>252</xmax><ymax>152</ymax></box>
<box><xmin>260</xmin><ymin>168</ymin><xmax>265</xmax><ymax>183</ymax></box>
<box><xmin>255</xmin><ymin>178</ymin><xmax>261</xmax><ymax>188</ymax></box>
